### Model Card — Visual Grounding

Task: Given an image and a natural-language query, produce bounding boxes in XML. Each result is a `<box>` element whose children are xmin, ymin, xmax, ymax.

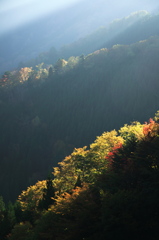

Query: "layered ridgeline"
<box><xmin>1</xmin><ymin>114</ymin><xmax>159</xmax><ymax>239</ymax></box>
<box><xmin>1</xmin><ymin>10</ymin><xmax>159</xmax><ymax>74</ymax></box>
<box><xmin>25</xmin><ymin>10</ymin><xmax>159</xmax><ymax>67</ymax></box>
<box><xmin>0</xmin><ymin>8</ymin><xmax>148</xmax><ymax>74</ymax></box>
<box><xmin>1</xmin><ymin>35</ymin><xmax>159</xmax><ymax>202</ymax></box>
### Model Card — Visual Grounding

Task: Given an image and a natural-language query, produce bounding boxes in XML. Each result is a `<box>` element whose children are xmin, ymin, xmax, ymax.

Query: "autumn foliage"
<box><xmin>143</xmin><ymin>118</ymin><xmax>159</xmax><ymax>138</ymax></box>
<box><xmin>2</xmin><ymin>115</ymin><xmax>159</xmax><ymax>240</ymax></box>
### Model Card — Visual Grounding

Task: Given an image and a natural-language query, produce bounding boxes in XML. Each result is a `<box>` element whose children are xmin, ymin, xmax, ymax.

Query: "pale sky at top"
<box><xmin>0</xmin><ymin>0</ymin><xmax>159</xmax><ymax>36</ymax></box>
<box><xmin>0</xmin><ymin>0</ymin><xmax>82</xmax><ymax>13</ymax></box>
<box><xmin>0</xmin><ymin>0</ymin><xmax>83</xmax><ymax>34</ymax></box>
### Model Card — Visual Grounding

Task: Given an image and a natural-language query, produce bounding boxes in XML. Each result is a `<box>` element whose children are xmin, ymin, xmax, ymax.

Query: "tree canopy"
<box><xmin>2</xmin><ymin>115</ymin><xmax>159</xmax><ymax>239</ymax></box>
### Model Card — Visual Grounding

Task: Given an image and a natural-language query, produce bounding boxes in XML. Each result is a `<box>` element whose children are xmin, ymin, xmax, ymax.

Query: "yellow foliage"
<box><xmin>52</xmin><ymin>123</ymin><xmax>145</xmax><ymax>198</ymax></box>
<box><xmin>119</xmin><ymin>121</ymin><xmax>144</xmax><ymax>140</ymax></box>
<box><xmin>18</xmin><ymin>180</ymin><xmax>46</xmax><ymax>211</ymax></box>
<box><xmin>19</xmin><ymin>67</ymin><xmax>33</xmax><ymax>82</ymax></box>
<box><xmin>53</xmin><ymin>132</ymin><xmax>123</xmax><ymax>193</ymax></box>
<box><xmin>90</xmin><ymin>130</ymin><xmax>123</xmax><ymax>159</ymax></box>
<box><xmin>53</xmin><ymin>154</ymin><xmax>78</xmax><ymax>194</ymax></box>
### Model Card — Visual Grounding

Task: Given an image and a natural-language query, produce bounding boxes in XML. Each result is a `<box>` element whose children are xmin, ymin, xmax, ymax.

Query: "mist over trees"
<box><xmin>1</xmin><ymin>4</ymin><xmax>159</xmax><ymax>239</ymax></box>
<box><xmin>0</xmin><ymin>2</ymin><xmax>158</xmax><ymax>74</ymax></box>
<box><xmin>16</xmin><ymin>11</ymin><xmax>159</xmax><ymax>70</ymax></box>
<box><xmin>1</xmin><ymin>32</ymin><xmax>159</xmax><ymax>202</ymax></box>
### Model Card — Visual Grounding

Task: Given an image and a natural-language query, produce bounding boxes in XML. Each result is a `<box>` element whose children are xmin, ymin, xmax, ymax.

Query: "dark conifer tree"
<box><xmin>38</xmin><ymin>175</ymin><xmax>55</xmax><ymax>210</ymax></box>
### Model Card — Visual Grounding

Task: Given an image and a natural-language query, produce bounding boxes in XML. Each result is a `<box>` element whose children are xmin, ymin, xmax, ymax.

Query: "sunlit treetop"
<box><xmin>119</xmin><ymin>121</ymin><xmax>143</xmax><ymax>140</ymax></box>
<box><xmin>18</xmin><ymin>180</ymin><xmax>46</xmax><ymax>211</ymax></box>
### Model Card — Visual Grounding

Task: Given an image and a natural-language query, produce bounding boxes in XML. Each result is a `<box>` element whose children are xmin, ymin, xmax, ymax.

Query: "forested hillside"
<box><xmin>1</xmin><ymin>0</ymin><xmax>149</xmax><ymax>74</ymax></box>
<box><xmin>1</xmin><ymin>114</ymin><xmax>159</xmax><ymax>239</ymax></box>
<box><xmin>1</xmin><ymin>9</ymin><xmax>159</xmax><ymax>74</ymax></box>
<box><xmin>1</xmin><ymin>4</ymin><xmax>159</xmax><ymax>238</ymax></box>
<box><xmin>1</xmin><ymin>34</ymin><xmax>159</xmax><ymax>202</ymax></box>
<box><xmin>25</xmin><ymin>11</ymin><xmax>159</xmax><ymax>68</ymax></box>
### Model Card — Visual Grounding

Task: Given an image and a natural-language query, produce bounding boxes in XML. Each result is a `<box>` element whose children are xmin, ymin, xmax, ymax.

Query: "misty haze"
<box><xmin>0</xmin><ymin>0</ymin><xmax>159</xmax><ymax>239</ymax></box>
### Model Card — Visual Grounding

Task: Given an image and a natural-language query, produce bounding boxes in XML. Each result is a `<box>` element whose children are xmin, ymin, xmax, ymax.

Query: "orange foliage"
<box><xmin>52</xmin><ymin>184</ymin><xmax>89</xmax><ymax>214</ymax></box>
<box><xmin>143</xmin><ymin>118</ymin><xmax>157</xmax><ymax>137</ymax></box>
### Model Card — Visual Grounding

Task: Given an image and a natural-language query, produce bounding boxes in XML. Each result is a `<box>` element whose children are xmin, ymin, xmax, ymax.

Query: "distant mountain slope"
<box><xmin>0</xmin><ymin>0</ymin><xmax>139</xmax><ymax>74</ymax></box>
<box><xmin>25</xmin><ymin>11</ymin><xmax>159</xmax><ymax>69</ymax></box>
<box><xmin>58</xmin><ymin>11</ymin><xmax>150</xmax><ymax>59</ymax></box>
<box><xmin>0</xmin><ymin>4</ymin><xmax>156</xmax><ymax>75</ymax></box>
<box><xmin>1</xmin><ymin>35</ymin><xmax>159</xmax><ymax>201</ymax></box>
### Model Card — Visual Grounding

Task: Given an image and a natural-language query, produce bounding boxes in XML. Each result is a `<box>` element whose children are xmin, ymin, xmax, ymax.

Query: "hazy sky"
<box><xmin>0</xmin><ymin>0</ymin><xmax>83</xmax><ymax>35</ymax></box>
<box><xmin>0</xmin><ymin>0</ymin><xmax>159</xmax><ymax>36</ymax></box>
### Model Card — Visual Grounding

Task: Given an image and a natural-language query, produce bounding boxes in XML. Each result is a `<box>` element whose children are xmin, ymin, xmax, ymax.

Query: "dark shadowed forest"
<box><xmin>1</xmin><ymin>2</ymin><xmax>159</xmax><ymax>239</ymax></box>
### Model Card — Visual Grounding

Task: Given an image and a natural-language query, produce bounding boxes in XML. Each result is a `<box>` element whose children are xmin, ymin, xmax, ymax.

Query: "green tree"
<box><xmin>9</xmin><ymin>222</ymin><xmax>34</xmax><ymax>240</ymax></box>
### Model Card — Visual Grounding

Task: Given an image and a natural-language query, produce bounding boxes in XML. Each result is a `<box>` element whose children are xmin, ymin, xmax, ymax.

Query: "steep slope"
<box><xmin>0</xmin><ymin>6</ymin><xmax>157</xmax><ymax>75</ymax></box>
<box><xmin>1</xmin><ymin>0</ymin><xmax>150</xmax><ymax>74</ymax></box>
<box><xmin>2</xmin><ymin>114</ymin><xmax>159</xmax><ymax>239</ymax></box>
<box><xmin>1</xmin><ymin>36</ymin><xmax>159</xmax><ymax>202</ymax></box>
<box><xmin>25</xmin><ymin>11</ymin><xmax>159</xmax><ymax>69</ymax></box>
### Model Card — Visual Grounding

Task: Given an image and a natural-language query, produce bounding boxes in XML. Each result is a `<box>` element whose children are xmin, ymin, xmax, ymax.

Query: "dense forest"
<box><xmin>1</xmin><ymin>5</ymin><xmax>159</xmax><ymax>239</ymax></box>
<box><xmin>1</xmin><ymin>114</ymin><xmax>159</xmax><ymax>239</ymax></box>
<box><xmin>1</xmin><ymin>32</ymin><xmax>159</xmax><ymax>202</ymax></box>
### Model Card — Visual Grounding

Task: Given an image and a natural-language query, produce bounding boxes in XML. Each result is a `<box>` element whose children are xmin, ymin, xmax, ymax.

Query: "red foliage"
<box><xmin>105</xmin><ymin>143</ymin><xmax>123</xmax><ymax>166</ymax></box>
<box><xmin>143</xmin><ymin>118</ymin><xmax>155</xmax><ymax>136</ymax></box>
